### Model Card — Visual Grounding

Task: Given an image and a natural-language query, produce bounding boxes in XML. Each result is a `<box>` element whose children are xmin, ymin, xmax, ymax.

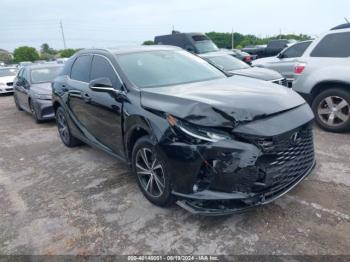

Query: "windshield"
<box><xmin>206</xmin><ymin>55</ymin><xmax>250</xmax><ymax>71</ymax></box>
<box><xmin>117</xmin><ymin>50</ymin><xmax>225</xmax><ymax>88</ymax></box>
<box><xmin>194</xmin><ymin>41</ymin><xmax>219</xmax><ymax>54</ymax></box>
<box><xmin>30</xmin><ymin>67</ymin><xmax>62</xmax><ymax>83</ymax></box>
<box><xmin>0</xmin><ymin>68</ymin><xmax>17</xmax><ymax>77</ymax></box>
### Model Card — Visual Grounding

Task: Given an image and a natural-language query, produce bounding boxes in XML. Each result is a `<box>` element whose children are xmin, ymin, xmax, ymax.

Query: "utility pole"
<box><xmin>231</xmin><ymin>28</ymin><xmax>234</xmax><ymax>50</ymax></box>
<box><xmin>60</xmin><ymin>20</ymin><xmax>67</xmax><ymax>49</ymax></box>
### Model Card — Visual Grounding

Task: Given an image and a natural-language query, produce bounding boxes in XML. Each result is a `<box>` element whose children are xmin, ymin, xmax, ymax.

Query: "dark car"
<box><xmin>242</xmin><ymin>39</ymin><xmax>294</xmax><ymax>59</ymax></box>
<box><xmin>199</xmin><ymin>52</ymin><xmax>287</xmax><ymax>86</ymax></box>
<box><xmin>154</xmin><ymin>31</ymin><xmax>219</xmax><ymax>54</ymax></box>
<box><xmin>52</xmin><ymin>46</ymin><xmax>315</xmax><ymax>215</ymax></box>
<box><xmin>13</xmin><ymin>64</ymin><xmax>63</xmax><ymax>123</ymax></box>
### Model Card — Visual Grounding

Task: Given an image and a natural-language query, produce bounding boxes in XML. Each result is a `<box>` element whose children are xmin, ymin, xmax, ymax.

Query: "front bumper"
<box><xmin>33</xmin><ymin>98</ymin><xmax>55</xmax><ymax>120</ymax></box>
<box><xmin>175</xmin><ymin>160</ymin><xmax>315</xmax><ymax>216</ymax></box>
<box><xmin>158</xmin><ymin>113</ymin><xmax>315</xmax><ymax>215</ymax></box>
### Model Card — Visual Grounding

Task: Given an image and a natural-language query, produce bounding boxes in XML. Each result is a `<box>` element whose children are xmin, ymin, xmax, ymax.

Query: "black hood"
<box><xmin>140</xmin><ymin>76</ymin><xmax>305</xmax><ymax>128</ymax></box>
<box><xmin>228</xmin><ymin>67</ymin><xmax>283</xmax><ymax>81</ymax></box>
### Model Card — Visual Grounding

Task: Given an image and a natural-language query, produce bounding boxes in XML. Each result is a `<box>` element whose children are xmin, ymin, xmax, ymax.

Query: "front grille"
<box><xmin>272</xmin><ymin>78</ymin><xmax>288</xmax><ymax>87</ymax></box>
<box><xmin>238</xmin><ymin>123</ymin><xmax>314</xmax><ymax>197</ymax></box>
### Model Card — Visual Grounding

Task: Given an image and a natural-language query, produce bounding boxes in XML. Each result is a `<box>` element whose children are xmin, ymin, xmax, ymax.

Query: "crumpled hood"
<box><xmin>140</xmin><ymin>76</ymin><xmax>305</xmax><ymax>128</ymax></box>
<box><xmin>31</xmin><ymin>82</ymin><xmax>52</xmax><ymax>95</ymax></box>
<box><xmin>0</xmin><ymin>76</ymin><xmax>15</xmax><ymax>84</ymax></box>
<box><xmin>229</xmin><ymin>67</ymin><xmax>283</xmax><ymax>81</ymax></box>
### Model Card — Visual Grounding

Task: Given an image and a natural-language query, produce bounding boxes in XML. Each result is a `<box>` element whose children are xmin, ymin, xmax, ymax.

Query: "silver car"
<box><xmin>292</xmin><ymin>24</ymin><xmax>350</xmax><ymax>133</ymax></box>
<box><xmin>253</xmin><ymin>40</ymin><xmax>312</xmax><ymax>87</ymax></box>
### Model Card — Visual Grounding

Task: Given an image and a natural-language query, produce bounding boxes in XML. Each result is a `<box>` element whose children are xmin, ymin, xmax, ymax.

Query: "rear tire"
<box><xmin>56</xmin><ymin>106</ymin><xmax>82</xmax><ymax>147</ymax></box>
<box><xmin>132</xmin><ymin>136</ymin><xmax>175</xmax><ymax>207</ymax></box>
<box><xmin>312</xmin><ymin>88</ymin><xmax>350</xmax><ymax>133</ymax></box>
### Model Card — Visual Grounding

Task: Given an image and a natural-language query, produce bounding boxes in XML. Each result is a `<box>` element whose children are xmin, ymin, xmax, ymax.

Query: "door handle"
<box><xmin>83</xmin><ymin>93</ymin><xmax>91</xmax><ymax>103</ymax></box>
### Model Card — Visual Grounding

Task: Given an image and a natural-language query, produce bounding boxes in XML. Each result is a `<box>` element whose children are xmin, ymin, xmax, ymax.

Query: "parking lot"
<box><xmin>0</xmin><ymin>93</ymin><xmax>349</xmax><ymax>255</ymax></box>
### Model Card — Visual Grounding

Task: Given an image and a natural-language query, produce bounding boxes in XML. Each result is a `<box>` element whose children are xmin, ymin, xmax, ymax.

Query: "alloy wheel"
<box><xmin>56</xmin><ymin>110</ymin><xmax>70</xmax><ymax>144</ymax></box>
<box><xmin>317</xmin><ymin>96</ymin><xmax>350</xmax><ymax>127</ymax></box>
<box><xmin>135</xmin><ymin>148</ymin><xmax>165</xmax><ymax>198</ymax></box>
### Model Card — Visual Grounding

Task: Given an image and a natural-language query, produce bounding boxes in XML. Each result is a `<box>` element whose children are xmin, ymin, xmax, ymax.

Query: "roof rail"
<box><xmin>331</xmin><ymin>23</ymin><xmax>350</xmax><ymax>30</ymax></box>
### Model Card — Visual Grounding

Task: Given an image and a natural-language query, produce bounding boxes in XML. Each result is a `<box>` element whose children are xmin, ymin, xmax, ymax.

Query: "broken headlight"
<box><xmin>167</xmin><ymin>114</ymin><xmax>231</xmax><ymax>143</ymax></box>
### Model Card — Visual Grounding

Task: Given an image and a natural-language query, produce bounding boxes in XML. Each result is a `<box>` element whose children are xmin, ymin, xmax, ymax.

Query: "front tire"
<box><xmin>29</xmin><ymin>99</ymin><xmax>41</xmax><ymax>123</ymax></box>
<box><xmin>132</xmin><ymin>136</ymin><xmax>175</xmax><ymax>207</ymax></box>
<box><xmin>312</xmin><ymin>88</ymin><xmax>350</xmax><ymax>133</ymax></box>
<box><xmin>14</xmin><ymin>94</ymin><xmax>23</xmax><ymax>111</ymax></box>
<box><xmin>56</xmin><ymin>106</ymin><xmax>82</xmax><ymax>147</ymax></box>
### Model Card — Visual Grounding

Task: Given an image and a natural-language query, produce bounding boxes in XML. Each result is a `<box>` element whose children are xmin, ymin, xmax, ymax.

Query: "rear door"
<box><xmin>82</xmin><ymin>54</ymin><xmax>125</xmax><ymax>156</ymax></box>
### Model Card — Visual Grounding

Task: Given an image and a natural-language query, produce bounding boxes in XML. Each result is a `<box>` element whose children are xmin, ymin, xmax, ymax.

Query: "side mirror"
<box><xmin>89</xmin><ymin>77</ymin><xmax>113</xmax><ymax>91</ymax></box>
<box><xmin>277</xmin><ymin>53</ymin><xmax>284</xmax><ymax>59</ymax></box>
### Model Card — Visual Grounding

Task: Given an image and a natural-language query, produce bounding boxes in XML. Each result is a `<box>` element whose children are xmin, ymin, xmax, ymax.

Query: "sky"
<box><xmin>1</xmin><ymin>0</ymin><xmax>349</xmax><ymax>51</ymax></box>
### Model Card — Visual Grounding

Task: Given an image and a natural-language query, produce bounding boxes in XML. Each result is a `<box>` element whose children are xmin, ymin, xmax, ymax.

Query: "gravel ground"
<box><xmin>0</xmin><ymin>94</ymin><xmax>349</xmax><ymax>255</ymax></box>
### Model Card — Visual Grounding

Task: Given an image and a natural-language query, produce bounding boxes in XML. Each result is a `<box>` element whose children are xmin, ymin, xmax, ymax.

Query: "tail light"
<box><xmin>294</xmin><ymin>63</ymin><xmax>306</xmax><ymax>75</ymax></box>
<box><xmin>244</xmin><ymin>56</ymin><xmax>252</xmax><ymax>63</ymax></box>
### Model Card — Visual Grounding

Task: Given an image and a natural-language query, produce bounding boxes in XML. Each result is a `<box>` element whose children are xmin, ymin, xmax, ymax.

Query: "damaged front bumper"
<box><xmin>174</xmin><ymin>160</ymin><xmax>315</xmax><ymax>216</ymax></box>
<box><xmin>159</xmin><ymin>115</ymin><xmax>315</xmax><ymax>216</ymax></box>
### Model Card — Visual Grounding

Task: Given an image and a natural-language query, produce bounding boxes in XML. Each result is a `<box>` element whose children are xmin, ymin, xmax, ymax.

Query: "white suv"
<box><xmin>293</xmin><ymin>24</ymin><xmax>350</xmax><ymax>132</ymax></box>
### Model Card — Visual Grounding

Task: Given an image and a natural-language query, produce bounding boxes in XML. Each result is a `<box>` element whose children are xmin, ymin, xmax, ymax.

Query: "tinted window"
<box><xmin>282</xmin><ymin>41</ymin><xmax>312</xmax><ymax>58</ymax></box>
<box><xmin>310</xmin><ymin>32</ymin><xmax>350</xmax><ymax>58</ymax></box>
<box><xmin>70</xmin><ymin>55</ymin><xmax>92</xmax><ymax>82</ymax></box>
<box><xmin>31</xmin><ymin>67</ymin><xmax>63</xmax><ymax>84</ymax></box>
<box><xmin>90</xmin><ymin>56</ymin><xmax>121</xmax><ymax>89</ymax></box>
<box><xmin>117</xmin><ymin>50</ymin><xmax>225</xmax><ymax>88</ymax></box>
<box><xmin>192</xmin><ymin>35</ymin><xmax>209</xmax><ymax>41</ymax></box>
<box><xmin>194</xmin><ymin>41</ymin><xmax>219</xmax><ymax>53</ymax></box>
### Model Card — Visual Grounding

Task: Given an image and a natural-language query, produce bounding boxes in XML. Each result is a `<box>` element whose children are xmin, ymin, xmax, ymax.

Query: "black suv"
<box><xmin>52</xmin><ymin>46</ymin><xmax>315</xmax><ymax>215</ymax></box>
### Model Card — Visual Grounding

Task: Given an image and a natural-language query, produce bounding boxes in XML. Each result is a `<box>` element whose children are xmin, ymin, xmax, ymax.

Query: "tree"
<box><xmin>13</xmin><ymin>46</ymin><xmax>40</xmax><ymax>62</ymax></box>
<box><xmin>40</xmin><ymin>43</ymin><xmax>56</xmax><ymax>55</ymax></box>
<box><xmin>142</xmin><ymin>40</ymin><xmax>154</xmax><ymax>45</ymax></box>
<box><xmin>60</xmin><ymin>49</ymin><xmax>77</xmax><ymax>58</ymax></box>
<box><xmin>0</xmin><ymin>50</ymin><xmax>13</xmax><ymax>64</ymax></box>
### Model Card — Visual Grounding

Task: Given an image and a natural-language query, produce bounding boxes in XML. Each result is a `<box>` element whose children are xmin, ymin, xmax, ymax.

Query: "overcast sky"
<box><xmin>1</xmin><ymin>0</ymin><xmax>349</xmax><ymax>51</ymax></box>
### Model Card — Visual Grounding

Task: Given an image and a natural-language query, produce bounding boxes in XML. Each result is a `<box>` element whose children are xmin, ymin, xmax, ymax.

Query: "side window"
<box><xmin>70</xmin><ymin>55</ymin><xmax>92</xmax><ymax>82</ymax></box>
<box><xmin>90</xmin><ymin>56</ymin><xmax>122</xmax><ymax>89</ymax></box>
<box><xmin>283</xmin><ymin>42</ymin><xmax>312</xmax><ymax>58</ymax></box>
<box><xmin>310</xmin><ymin>32</ymin><xmax>350</xmax><ymax>58</ymax></box>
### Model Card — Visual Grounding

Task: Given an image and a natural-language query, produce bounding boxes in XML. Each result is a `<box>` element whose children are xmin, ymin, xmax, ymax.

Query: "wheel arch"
<box><xmin>310</xmin><ymin>81</ymin><xmax>350</xmax><ymax>101</ymax></box>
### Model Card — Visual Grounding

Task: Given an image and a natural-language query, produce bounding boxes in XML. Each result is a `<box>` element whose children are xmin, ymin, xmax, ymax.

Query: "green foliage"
<box><xmin>60</xmin><ymin>48</ymin><xmax>77</xmax><ymax>58</ymax></box>
<box><xmin>13</xmin><ymin>46</ymin><xmax>40</xmax><ymax>62</ymax></box>
<box><xmin>205</xmin><ymin>32</ymin><xmax>312</xmax><ymax>49</ymax></box>
<box><xmin>142</xmin><ymin>40</ymin><xmax>155</xmax><ymax>45</ymax></box>
<box><xmin>0</xmin><ymin>51</ymin><xmax>13</xmax><ymax>64</ymax></box>
<box><xmin>40</xmin><ymin>43</ymin><xmax>57</xmax><ymax>55</ymax></box>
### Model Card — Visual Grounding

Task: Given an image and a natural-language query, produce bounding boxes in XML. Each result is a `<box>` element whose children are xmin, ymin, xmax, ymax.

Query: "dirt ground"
<box><xmin>0</xmin><ymin>94</ymin><xmax>349</xmax><ymax>255</ymax></box>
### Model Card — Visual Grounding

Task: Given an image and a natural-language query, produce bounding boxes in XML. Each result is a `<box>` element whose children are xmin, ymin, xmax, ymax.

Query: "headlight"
<box><xmin>166</xmin><ymin>114</ymin><xmax>230</xmax><ymax>143</ymax></box>
<box><xmin>34</xmin><ymin>94</ymin><xmax>52</xmax><ymax>100</ymax></box>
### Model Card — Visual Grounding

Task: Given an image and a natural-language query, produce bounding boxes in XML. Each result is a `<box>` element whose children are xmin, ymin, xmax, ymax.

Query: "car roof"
<box><xmin>76</xmin><ymin>45</ymin><xmax>182</xmax><ymax>56</ymax></box>
<box><xmin>0</xmin><ymin>66</ymin><xmax>17</xmax><ymax>70</ymax></box>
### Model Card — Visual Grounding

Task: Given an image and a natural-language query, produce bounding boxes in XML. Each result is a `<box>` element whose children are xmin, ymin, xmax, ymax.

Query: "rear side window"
<box><xmin>90</xmin><ymin>56</ymin><xmax>122</xmax><ymax>89</ymax></box>
<box><xmin>192</xmin><ymin>35</ymin><xmax>209</xmax><ymax>41</ymax></box>
<box><xmin>310</xmin><ymin>32</ymin><xmax>350</xmax><ymax>58</ymax></box>
<box><xmin>283</xmin><ymin>41</ymin><xmax>312</xmax><ymax>58</ymax></box>
<box><xmin>70</xmin><ymin>55</ymin><xmax>92</xmax><ymax>82</ymax></box>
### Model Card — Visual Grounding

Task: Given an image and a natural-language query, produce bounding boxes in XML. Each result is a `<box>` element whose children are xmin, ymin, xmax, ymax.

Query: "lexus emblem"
<box><xmin>290</xmin><ymin>132</ymin><xmax>302</xmax><ymax>145</ymax></box>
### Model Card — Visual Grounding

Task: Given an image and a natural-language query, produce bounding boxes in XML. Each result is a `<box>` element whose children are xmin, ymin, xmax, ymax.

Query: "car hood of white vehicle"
<box><xmin>252</xmin><ymin>56</ymin><xmax>280</xmax><ymax>66</ymax></box>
